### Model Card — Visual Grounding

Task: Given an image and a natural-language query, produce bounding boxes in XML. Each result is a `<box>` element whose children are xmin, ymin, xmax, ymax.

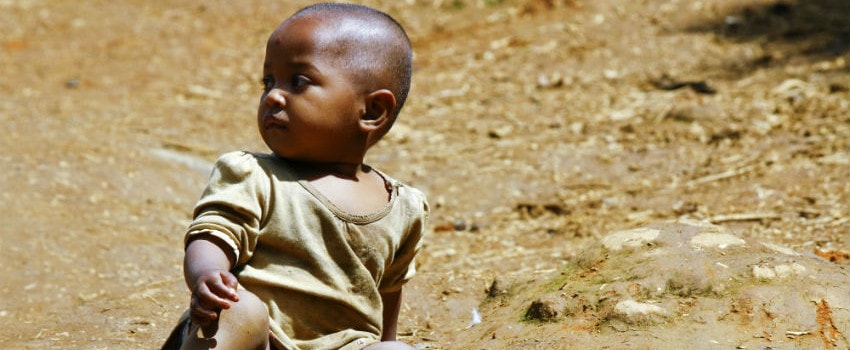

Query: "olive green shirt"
<box><xmin>186</xmin><ymin>151</ymin><xmax>428</xmax><ymax>350</ymax></box>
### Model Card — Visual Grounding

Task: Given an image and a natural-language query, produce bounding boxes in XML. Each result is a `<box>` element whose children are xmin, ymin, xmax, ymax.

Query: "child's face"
<box><xmin>257</xmin><ymin>16</ymin><xmax>367</xmax><ymax>163</ymax></box>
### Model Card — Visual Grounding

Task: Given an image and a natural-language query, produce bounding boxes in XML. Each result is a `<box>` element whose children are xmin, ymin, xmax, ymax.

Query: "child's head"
<box><xmin>257</xmin><ymin>3</ymin><xmax>412</xmax><ymax>163</ymax></box>
<box><xmin>288</xmin><ymin>4</ymin><xmax>413</xmax><ymax>115</ymax></box>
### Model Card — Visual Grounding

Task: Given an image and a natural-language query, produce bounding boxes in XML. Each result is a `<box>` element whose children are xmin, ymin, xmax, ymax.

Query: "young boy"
<box><xmin>162</xmin><ymin>3</ymin><xmax>428</xmax><ymax>350</ymax></box>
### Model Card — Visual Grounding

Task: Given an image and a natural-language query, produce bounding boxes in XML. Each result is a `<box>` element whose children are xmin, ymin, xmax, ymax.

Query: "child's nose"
<box><xmin>265</xmin><ymin>88</ymin><xmax>286</xmax><ymax>107</ymax></box>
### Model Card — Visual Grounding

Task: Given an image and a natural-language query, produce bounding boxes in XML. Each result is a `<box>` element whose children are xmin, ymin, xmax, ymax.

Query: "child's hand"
<box><xmin>189</xmin><ymin>269</ymin><xmax>240</xmax><ymax>326</ymax></box>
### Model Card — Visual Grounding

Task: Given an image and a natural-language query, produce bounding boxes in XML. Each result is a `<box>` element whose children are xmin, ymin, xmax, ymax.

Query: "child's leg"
<box><xmin>180</xmin><ymin>289</ymin><xmax>271</xmax><ymax>350</ymax></box>
<box><xmin>363</xmin><ymin>341</ymin><xmax>417</xmax><ymax>350</ymax></box>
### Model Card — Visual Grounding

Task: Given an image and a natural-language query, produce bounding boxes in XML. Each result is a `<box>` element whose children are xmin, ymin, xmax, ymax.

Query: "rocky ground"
<box><xmin>0</xmin><ymin>0</ymin><xmax>848</xmax><ymax>349</ymax></box>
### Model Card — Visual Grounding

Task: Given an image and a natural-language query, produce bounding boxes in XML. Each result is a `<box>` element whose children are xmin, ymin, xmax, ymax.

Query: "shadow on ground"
<box><xmin>684</xmin><ymin>0</ymin><xmax>850</xmax><ymax>75</ymax></box>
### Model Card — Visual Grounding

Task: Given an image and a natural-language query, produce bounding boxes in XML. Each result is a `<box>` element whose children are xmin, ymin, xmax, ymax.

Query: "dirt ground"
<box><xmin>1</xmin><ymin>0</ymin><xmax>848</xmax><ymax>349</ymax></box>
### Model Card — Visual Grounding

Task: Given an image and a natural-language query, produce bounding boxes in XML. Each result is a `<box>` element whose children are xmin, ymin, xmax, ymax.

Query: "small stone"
<box><xmin>536</xmin><ymin>72</ymin><xmax>563</xmax><ymax>88</ymax></box>
<box><xmin>690</xmin><ymin>233</ymin><xmax>745</xmax><ymax>250</ymax></box>
<box><xmin>65</xmin><ymin>78</ymin><xmax>80</xmax><ymax>89</ymax></box>
<box><xmin>752</xmin><ymin>265</ymin><xmax>776</xmax><ymax>279</ymax></box>
<box><xmin>453</xmin><ymin>219</ymin><xmax>467</xmax><ymax>231</ymax></box>
<box><xmin>761</xmin><ymin>242</ymin><xmax>799</xmax><ymax>256</ymax></box>
<box><xmin>601</xmin><ymin>228</ymin><xmax>661</xmax><ymax>251</ymax></box>
<box><xmin>525</xmin><ymin>294</ymin><xmax>566</xmax><ymax>322</ymax></box>
<box><xmin>614</xmin><ymin>299</ymin><xmax>666</xmax><ymax>318</ymax></box>
<box><xmin>487</xmin><ymin>277</ymin><xmax>508</xmax><ymax>298</ymax></box>
<box><xmin>487</xmin><ymin>125</ymin><xmax>513</xmax><ymax>139</ymax></box>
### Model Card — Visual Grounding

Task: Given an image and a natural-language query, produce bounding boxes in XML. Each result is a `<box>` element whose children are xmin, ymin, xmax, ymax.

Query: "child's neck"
<box><xmin>285</xmin><ymin>159</ymin><xmax>391</xmax><ymax>215</ymax></box>
<box><xmin>286</xmin><ymin>159</ymin><xmax>366</xmax><ymax>180</ymax></box>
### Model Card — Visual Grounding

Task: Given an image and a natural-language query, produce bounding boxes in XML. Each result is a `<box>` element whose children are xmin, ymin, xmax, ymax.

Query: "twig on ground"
<box><xmin>709</xmin><ymin>212</ymin><xmax>781</xmax><ymax>223</ymax></box>
<box><xmin>685</xmin><ymin>164</ymin><xmax>757</xmax><ymax>187</ymax></box>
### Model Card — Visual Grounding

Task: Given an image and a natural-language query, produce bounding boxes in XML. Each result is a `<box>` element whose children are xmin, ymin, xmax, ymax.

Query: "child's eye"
<box><xmin>291</xmin><ymin>75</ymin><xmax>310</xmax><ymax>89</ymax></box>
<box><xmin>261</xmin><ymin>76</ymin><xmax>275</xmax><ymax>91</ymax></box>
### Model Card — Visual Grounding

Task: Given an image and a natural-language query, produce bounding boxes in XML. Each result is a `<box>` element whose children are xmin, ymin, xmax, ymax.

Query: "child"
<box><xmin>162</xmin><ymin>3</ymin><xmax>428</xmax><ymax>350</ymax></box>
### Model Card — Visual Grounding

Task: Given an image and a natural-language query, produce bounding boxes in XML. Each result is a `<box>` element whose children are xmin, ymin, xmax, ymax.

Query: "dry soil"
<box><xmin>0</xmin><ymin>0</ymin><xmax>848</xmax><ymax>349</ymax></box>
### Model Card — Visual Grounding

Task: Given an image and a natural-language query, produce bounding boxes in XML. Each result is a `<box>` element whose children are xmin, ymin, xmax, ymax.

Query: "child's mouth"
<box><xmin>265</xmin><ymin>123</ymin><xmax>286</xmax><ymax>130</ymax></box>
<box><xmin>263</xmin><ymin>116</ymin><xmax>288</xmax><ymax>130</ymax></box>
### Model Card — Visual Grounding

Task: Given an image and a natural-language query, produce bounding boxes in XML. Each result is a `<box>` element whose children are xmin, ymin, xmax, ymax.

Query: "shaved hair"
<box><xmin>289</xmin><ymin>3</ymin><xmax>413</xmax><ymax>118</ymax></box>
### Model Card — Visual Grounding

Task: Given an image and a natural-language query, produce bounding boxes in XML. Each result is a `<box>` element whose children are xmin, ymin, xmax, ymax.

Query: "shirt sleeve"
<box><xmin>379</xmin><ymin>187</ymin><xmax>429</xmax><ymax>293</ymax></box>
<box><xmin>185</xmin><ymin>151</ymin><xmax>269</xmax><ymax>266</ymax></box>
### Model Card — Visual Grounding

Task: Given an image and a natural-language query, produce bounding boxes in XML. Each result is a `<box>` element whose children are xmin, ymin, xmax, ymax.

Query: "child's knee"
<box><xmin>222</xmin><ymin>289</ymin><xmax>270</xmax><ymax>331</ymax></box>
<box><xmin>363</xmin><ymin>341</ymin><xmax>417</xmax><ymax>350</ymax></box>
<box><xmin>233</xmin><ymin>290</ymin><xmax>269</xmax><ymax>317</ymax></box>
<box><xmin>183</xmin><ymin>289</ymin><xmax>270</xmax><ymax>350</ymax></box>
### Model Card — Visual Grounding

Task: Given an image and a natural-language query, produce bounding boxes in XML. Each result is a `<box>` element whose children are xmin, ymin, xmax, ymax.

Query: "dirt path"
<box><xmin>1</xmin><ymin>0</ymin><xmax>847</xmax><ymax>349</ymax></box>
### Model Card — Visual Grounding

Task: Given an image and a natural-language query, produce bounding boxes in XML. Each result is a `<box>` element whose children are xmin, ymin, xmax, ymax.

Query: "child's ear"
<box><xmin>360</xmin><ymin>89</ymin><xmax>397</xmax><ymax>132</ymax></box>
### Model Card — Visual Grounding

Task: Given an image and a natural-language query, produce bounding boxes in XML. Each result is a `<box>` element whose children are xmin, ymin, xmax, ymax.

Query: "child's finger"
<box><xmin>220</xmin><ymin>271</ymin><xmax>238</xmax><ymax>289</ymax></box>
<box><xmin>212</xmin><ymin>271</ymin><xmax>239</xmax><ymax>301</ymax></box>
<box><xmin>189</xmin><ymin>296</ymin><xmax>219</xmax><ymax>326</ymax></box>
<box><xmin>196</xmin><ymin>280</ymin><xmax>233</xmax><ymax>309</ymax></box>
<box><xmin>207</xmin><ymin>277</ymin><xmax>239</xmax><ymax>303</ymax></box>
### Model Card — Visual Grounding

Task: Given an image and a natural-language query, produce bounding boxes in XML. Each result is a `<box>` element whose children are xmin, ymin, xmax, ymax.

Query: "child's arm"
<box><xmin>184</xmin><ymin>237</ymin><xmax>240</xmax><ymax>327</ymax></box>
<box><xmin>380</xmin><ymin>289</ymin><xmax>404</xmax><ymax>341</ymax></box>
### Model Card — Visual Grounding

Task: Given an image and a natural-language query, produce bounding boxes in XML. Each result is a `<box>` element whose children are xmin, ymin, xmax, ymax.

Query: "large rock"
<box><xmin>467</xmin><ymin>220</ymin><xmax>850</xmax><ymax>349</ymax></box>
